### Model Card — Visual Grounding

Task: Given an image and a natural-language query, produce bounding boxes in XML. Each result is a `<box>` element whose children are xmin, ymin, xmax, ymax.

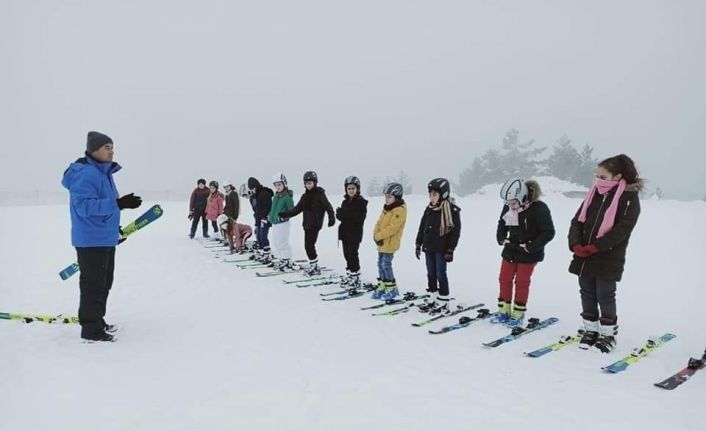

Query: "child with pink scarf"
<box><xmin>568</xmin><ymin>154</ymin><xmax>643</xmax><ymax>353</ymax></box>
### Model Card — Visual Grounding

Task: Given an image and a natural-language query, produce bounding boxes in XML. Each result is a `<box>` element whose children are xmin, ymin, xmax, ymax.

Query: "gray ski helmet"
<box><xmin>209</xmin><ymin>180</ymin><xmax>219</xmax><ymax>189</ymax></box>
<box><xmin>382</xmin><ymin>182</ymin><xmax>403</xmax><ymax>198</ymax></box>
<box><xmin>272</xmin><ymin>172</ymin><xmax>287</xmax><ymax>187</ymax></box>
<box><xmin>500</xmin><ymin>178</ymin><xmax>528</xmax><ymax>203</ymax></box>
<box><xmin>344</xmin><ymin>175</ymin><xmax>361</xmax><ymax>190</ymax></box>
<box><xmin>303</xmin><ymin>171</ymin><xmax>318</xmax><ymax>183</ymax></box>
<box><xmin>427</xmin><ymin>178</ymin><xmax>450</xmax><ymax>200</ymax></box>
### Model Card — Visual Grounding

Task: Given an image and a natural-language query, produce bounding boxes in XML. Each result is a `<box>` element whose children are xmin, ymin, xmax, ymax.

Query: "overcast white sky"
<box><xmin>1</xmin><ymin>0</ymin><xmax>704</xmax><ymax>199</ymax></box>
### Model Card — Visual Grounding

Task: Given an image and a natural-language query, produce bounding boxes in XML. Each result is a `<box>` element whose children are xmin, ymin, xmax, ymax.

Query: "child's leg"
<box><xmin>342</xmin><ymin>239</ymin><xmax>351</xmax><ymax>270</ymax></box>
<box><xmin>258</xmin><ymin>224</ymin><xmax>271</xmax><ymax>252</ymax></box>
<box><xmin>304</xmin><ymin>229</ymin><xmax>319</xmax><ymax>261</ymax></box>
<box><xmin>349</xmin><ymin>242</ymin><xmax>361</xmax><ymax>273</ymax></box>
<box><xmin>211</xmin><ymin>220</ymin><xmax>218</xmax><ymax>233</ymax></box>
<box><xmin>595</xmin><ymin>277</ymin><xmax>618</xmax><ymax>324</ymax></box>
<box><xmin>237</xmin><ymin>227</ymin><xmax>253</xmax><ymax>252</ymax></box>
<box><xmin>226</xmin><ymin>220</ymin><xmax>236</xmax><ymax>250</ymax></box>
<box><xmin>274</xmin><ymin>222</ymin><xmax>292</xmax><ymax>260</ymax></box>
<box><xmin>424</xmin><ymin>251</ymin><xmax>438</xmax><ymax>293</ymax></box>
<box><xmin>200</xmin><ymin>215</ymin><xmax>208</xmax><ymax>236</ymax></box>
<box><xmin>190</xmin><ymin>215</ymin><xmax>200</xmax><ymax>237</ymax></box>
<box><xmin>512</xmin><ymin>262</ymin><xmax>537</xmax><ymax>318</ymax></box>
<box><xmin>381</xmin><ymin>253</ymin><xmax>394</xmax><ymax>281</ymax></box>
<box><xmin>578</xmin><ymin>275</ymin><xmax>600</xmax><ymax>321</ymax></box>
<box><xmin>377</xmin><ymin>253</ymin><xmax>385</xmax><ymax>280</ymax></box>
<box><xmin>434</xmin><ymin>252</ymin><xmax>449</xmax><ymax>297</ymax></box>
<box><xmin>497</xmin><ymin>259</ymin><xmax>516</xmax><ymax>314</ymax></box>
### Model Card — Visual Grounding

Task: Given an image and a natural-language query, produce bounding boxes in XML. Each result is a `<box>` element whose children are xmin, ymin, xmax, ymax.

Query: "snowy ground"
<box><xmin>1</xmin><ymin>179</ymin><xmax>704</xmax><ymax>430</ymax></box>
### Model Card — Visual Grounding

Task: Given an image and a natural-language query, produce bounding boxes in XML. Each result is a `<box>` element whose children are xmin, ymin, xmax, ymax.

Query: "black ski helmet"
<box><xmin>209</xmin><ymin>180</ymin><xmax>219</xmax><ymax>189</ymax></box>
<box><xmin>427</xmin><ymin>178</ymin><xmax>450</xmax><ymax>200</ymax></box>
<box><xmin>247</xmin><ymin>177</ymin><xmax>261</xmax><ymax>190</ymax></box>
<box><xmin>197</xmin><ymin>178</ymin><xmax>206</xmax><ymax>186</ymax></box>
<box><xmin>382</xmin><ymin>182</ymin><xmax>403</xmax><ymax>198</ymax></box>
<box><xmin>303</xmin><ymin>171</ymin><xmax>318</xmax><ymax>183</ymax></box>
<box><xmin>344</xmin><ymin>175</ymin><xmax>361</xmax><ymax>190</ymax></box>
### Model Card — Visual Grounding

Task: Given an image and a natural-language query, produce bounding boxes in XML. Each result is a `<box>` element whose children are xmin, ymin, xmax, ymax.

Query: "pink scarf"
<box><xmin>578</xmin><ymin>178</ymin><xmax>627</xmax><ymax>238</ymax></box>
<box><xmin>502</xmin><ymin>204</ymin><xmax>527</xmax><ymax>226</ymax></box>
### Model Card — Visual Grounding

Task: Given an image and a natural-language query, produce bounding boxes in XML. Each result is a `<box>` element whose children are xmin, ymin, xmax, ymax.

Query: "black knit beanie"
<box><xmin>86</xmin><ymin>131</ymin><xmax>113</xmax><ymax>153</ymax></box>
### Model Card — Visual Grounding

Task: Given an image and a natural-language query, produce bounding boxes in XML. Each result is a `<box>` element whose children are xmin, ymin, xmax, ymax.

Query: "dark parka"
<box><xmin>497</xmin><ymin>200</ymin><xmax>555</xmax><ymax>264</ymax></box>
<box><xmin>416</xmin><ymin>202</ymin><xmax>462</xmax><ymax>253</ymax></box>
<box><xmin>223</xmin><ymin>189</ymin><xmax>240</xmax><ymax>220</ymax></box>
<box><xmin>568</xmin><ymin>183</ymin><xmax>641</xmax><ymax>282</ymax></box>
<box><xmin>189</xmin><ymin>187</ymin><xmax>210</xmax><ymax>215</ymax></box>
<box><xmin>336</xmin><ymin>194</ymin><xmax>368</xmax><ymax>244</ymax></box>
<box><xmin>249</xmin><ymin>182</ymin><xmax>274</xmax><ymax>226</ymax></box>
<box><xmin>280</xmin><ymin>186</ymin><xmax>335</xmax><ymax>231</ymax></box>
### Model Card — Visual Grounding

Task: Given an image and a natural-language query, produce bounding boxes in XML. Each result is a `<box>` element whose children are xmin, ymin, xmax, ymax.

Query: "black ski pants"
<box><xmin>190</xmin><ymin>212</ymin><xmax>208</xmax><ymax>237</ymax></box>
<box><xmin>578</xmin><ymin>275</ymin><xmax>617</xmax><ymax>323</ymax></box>
<box><xmin>304</xmin><ymin>229</ymin><xmax>319</xmax><ymax>261</ymax></box>
<box><xmin>76</xmin><ymin>247</ymin><xmax>115</xmax><ymax>338</ymax></box>
<box><xmin>341</xmin><ymin>238</ymin><xmax>361</xmax><ymax>272</ymax></box>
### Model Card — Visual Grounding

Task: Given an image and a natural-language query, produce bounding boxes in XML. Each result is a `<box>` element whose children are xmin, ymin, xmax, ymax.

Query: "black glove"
<box><xmin>335</xmin><ymin>207</ymin><xmax>342</xmax><ymax>220</ymax></box>
<box><xmin>444</xmin><ymin>249</ymin><xmax>454</xmax><ymax>263</ymax></box>
<box><xmin>188</xmin><ymin>212</ymin><xmax>194</xmax><ymax>220</ymax></box>
<box><xmin>117</xmin><ymin>193</ymin><xmax>142</xmax><ymax>210</ymax></box>
<box><xmin>118</xmin><ymin>227</ymin><xmax>126</xmax><ymax>244</ymax></box>
<box><xmin>415</xmin><ymin>245</ymin><xmax>421</xmax><ymax>260</ymax></box>
<box><xmin>375</xmin><ymin>238</ymin><xmax>384</xmax><ymax>246</ymax></box>
<box><xmin>327</xmin><ymin>217</ymin><xmax>335</xmax><ymax>227</ymax></box>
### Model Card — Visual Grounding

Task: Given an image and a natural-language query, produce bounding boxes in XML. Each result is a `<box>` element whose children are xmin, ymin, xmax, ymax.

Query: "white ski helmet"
<box><xmin>272</xmin><ymin>172</ymin><xmax>287</xmax><ymax>186</ymax></box>
<box><xmin>222</xmin><ymin>179</ymin><xmax>234</xmax><ymax>189</ymax></box>
<box><xmin>217</xmin><ymin>214</ymin><xmax>228</xmax><ymax>227</ymax></box>
<box><xmin>500</xmin><ymin>178</ymin><xmax>528</xmax><ymax>204</ymax></box>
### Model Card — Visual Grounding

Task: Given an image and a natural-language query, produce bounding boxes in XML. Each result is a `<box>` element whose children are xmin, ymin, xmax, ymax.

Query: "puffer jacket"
<box><xmin>373</xmin><ymin>200</ymin><xmax>407</xmax><ymax>253</ymax></box>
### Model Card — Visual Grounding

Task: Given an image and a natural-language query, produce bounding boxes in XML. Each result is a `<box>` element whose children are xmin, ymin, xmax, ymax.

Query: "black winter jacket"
<box><xmin>415</xmin><ymin>202</ymin><xmax>462</xmax><ymax>253</ymax></box>
<box><xmin>250</xmin><ymin>187</ymin><xmax>274</xmax><ymax>225</ymax></box>
<box><xmin>280</xmin><ymin>186</ymin><xmax>335</xmax><ymax>231</ymax></box>
<box><xmin>568</xmin><ymin>185</ymin><xmax>641</xmax><ymax>282</ymax></box>
<box><xmin>336</xmin><ymin>194</ymin><xmax>368</xmax><ymax>243</ymax></box>
<box><xmin>189</xmin><ymin>187</ymin><xmax>210</xmax><ymax>215</ymax></box>
<box><xmin>223</xmin><ymin>190</ymin><xmax>240</xmax><ymax>220</ymax></box>
<box><xmin>497</xmin><ymin>200</ymin><xmax>555</xmax><ymax>263</ymax></box>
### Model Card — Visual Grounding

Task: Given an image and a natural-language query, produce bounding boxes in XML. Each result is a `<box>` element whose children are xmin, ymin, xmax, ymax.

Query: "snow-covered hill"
<box><xmin>0</xmin><ymin>180</ymin><xmax>703</xmax><ymax>430</ymax></box>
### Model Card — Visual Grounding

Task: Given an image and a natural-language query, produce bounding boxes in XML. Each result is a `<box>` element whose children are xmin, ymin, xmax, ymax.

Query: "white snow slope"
<box><xmin>1</xmin><ymin>178</ymin><xmax>704</xmax><ymax>431</ymax></box>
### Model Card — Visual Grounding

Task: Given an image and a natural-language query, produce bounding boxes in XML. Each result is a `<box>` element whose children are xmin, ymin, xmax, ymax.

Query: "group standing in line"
<box><xmin>61</xmin><ymin>130</ymin><xmax>641</xmax><ymax>347</ymax></box>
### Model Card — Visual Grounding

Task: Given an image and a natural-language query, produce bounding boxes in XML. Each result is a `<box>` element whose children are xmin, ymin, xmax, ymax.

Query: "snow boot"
<box><xmin>579</xmin><ymin>318</ymin><xmax>601</xmax><ymax>350</ymax></box>
<box><xmin>381</xmin><ymin>280</ymin><xmax>399</xmax><ymax>300</ymax></box>
<box><xmin>594</xmin><ymin>319</ymin><xmax>618</xmax><ymax>354</ymax></box>
<box><xmin>371</xmin><ymin>279</ymin><xmax>386</xmax><ymax>299</ymax></box>
<box><xmin>506</xmin><ymin>306</ymin><xmax>526</xmax><ymax>328</ymax></box>
<box><xmin>490</xmin><ymin>300</ymin><xmax>511</xmax><ymax>324</ymax></box>
<box><xmin>303</xmin><ymin>259</ymin><xmax>321</xmax><ymax>276</ymax></box>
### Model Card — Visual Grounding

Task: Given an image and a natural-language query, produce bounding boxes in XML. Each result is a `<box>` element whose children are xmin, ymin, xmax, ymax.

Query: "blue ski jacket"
<box><xmin>61</xmin><ymin>154</ymin><xmax>122</xmax><ymax>247</ymax></box>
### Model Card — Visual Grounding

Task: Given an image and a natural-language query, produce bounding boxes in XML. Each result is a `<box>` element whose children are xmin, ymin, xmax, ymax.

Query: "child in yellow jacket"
<box><xmin>372</xmin><ymin>182</ymin><xmax>407</xmax><ymax>300</ymax></box>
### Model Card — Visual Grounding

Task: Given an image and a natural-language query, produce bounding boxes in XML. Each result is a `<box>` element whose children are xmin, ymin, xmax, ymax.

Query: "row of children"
<box><xmin>188</xmin><ymin>153</ymin><xmax>642</xmax><ymax>353</ymax></box>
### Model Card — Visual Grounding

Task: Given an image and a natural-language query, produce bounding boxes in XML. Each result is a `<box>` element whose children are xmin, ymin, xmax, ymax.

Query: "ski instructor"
<box><xmin>61</xmin><ymin>131</ymin><xmax>142</xmax><ymax>342</ymax></box>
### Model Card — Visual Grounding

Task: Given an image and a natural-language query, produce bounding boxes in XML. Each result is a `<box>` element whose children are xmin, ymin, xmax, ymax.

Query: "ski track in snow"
<box><xmin>1</xmin><ymin>184</ymin><xmax>704</xmax><ymax>430</ymax></box>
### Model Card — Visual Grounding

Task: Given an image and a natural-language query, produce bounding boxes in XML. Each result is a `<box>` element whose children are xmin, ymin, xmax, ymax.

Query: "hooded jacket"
<box><xmin>61</xmin><ymin>154</ymin><xmax>122</xmax><ymax>247</ymax></box>
<box><xmin>568</xmin><ymin>182</ymin><xmax>641</xmax><ymax>281</ymax></box>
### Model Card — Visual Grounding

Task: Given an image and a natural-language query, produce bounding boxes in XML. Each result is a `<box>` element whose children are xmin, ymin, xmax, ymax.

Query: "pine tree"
<box><xmin>367</xmin><ymin>177</ymin><xmax>382</xmax><ymax>196</ymax></box>
<box><xmin>544</xmin><ymin>135</ymin><xmax>582</xmax><ymax>183</ymax></box>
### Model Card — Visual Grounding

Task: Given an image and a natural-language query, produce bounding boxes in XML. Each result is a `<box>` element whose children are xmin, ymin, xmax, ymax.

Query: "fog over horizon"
<box><xmin>1</xmin><ymin>0</ymin><xmax>705</xmax><ymax>200</ymax></box>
